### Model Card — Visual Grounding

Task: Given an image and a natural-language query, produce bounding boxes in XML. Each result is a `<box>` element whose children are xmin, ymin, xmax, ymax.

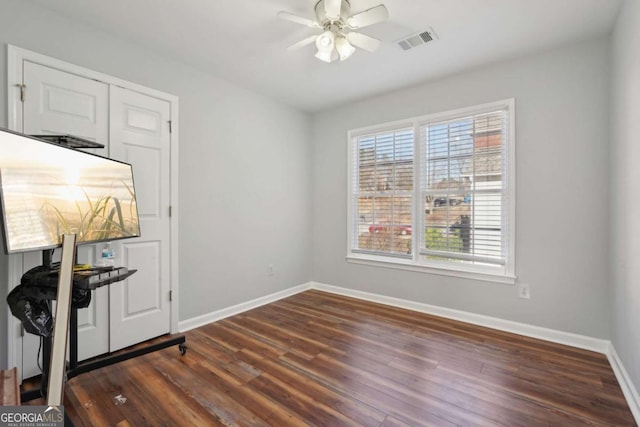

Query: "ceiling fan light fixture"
<box><xmin>335</xmin><ymin>36</ymin><xmax>355</xmax><ymax>61</ymax></box>
<box><xmin>315</xmin><ymin>49</ymin><xmax>335</xmax><ymax>63</ymax></box>
<box><xmin>316</xmin><ymin>30</ymin><xmax>335</xmax><ymax>51</ymax></box>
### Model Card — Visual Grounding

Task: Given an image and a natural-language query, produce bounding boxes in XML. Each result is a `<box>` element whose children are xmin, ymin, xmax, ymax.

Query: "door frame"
<box><xmin>5</xmin><ymin>45</ymin><xmax>180</xmax><ymax>372</ymax></box>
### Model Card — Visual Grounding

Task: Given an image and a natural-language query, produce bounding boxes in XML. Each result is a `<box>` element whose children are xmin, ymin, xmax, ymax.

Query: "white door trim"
<box><xmin>5</xmin><ymin>45</ymin><xmax>180</xmax><ymax>371</ymax></box>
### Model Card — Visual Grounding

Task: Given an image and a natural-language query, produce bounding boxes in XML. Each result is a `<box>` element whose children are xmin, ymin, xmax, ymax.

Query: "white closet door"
<box><xmin>22</xmin><ymin>61</ymin><xmax>110</xmax><ymax>366</ymax></box>
<box><xmin>108</xmin><ymin>87</ymin><xmax>172</xmax><ymax>351</ymax></box>
<box><xmin>23</xmin><ymin>61</ymin><xmax>109</xmax><ymax>155</ymax></box>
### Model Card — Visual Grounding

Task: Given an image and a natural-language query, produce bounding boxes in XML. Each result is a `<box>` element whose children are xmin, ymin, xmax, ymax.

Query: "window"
<box><xmin>351</xmin><ymin>127</ymin><xmax>414</xmax><ymax>258</ymax></box>
<box><xmin>348</xmin><ymin>100</ymin><xmax>515</xmax><ymax>283</ymax></box>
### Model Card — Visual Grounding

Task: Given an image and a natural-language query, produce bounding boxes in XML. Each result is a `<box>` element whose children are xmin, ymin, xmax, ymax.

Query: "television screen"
<box><xmin>0</xmin><ymin>128</ymin><xmax>141</xmax><ymax>254</ymax></box>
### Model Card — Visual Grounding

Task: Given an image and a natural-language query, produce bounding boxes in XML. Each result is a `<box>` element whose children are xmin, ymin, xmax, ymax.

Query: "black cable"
<box><xmin>37</xmin><ymin>336</ymin><xmax>43</xmax><ymax>372</ymax></box>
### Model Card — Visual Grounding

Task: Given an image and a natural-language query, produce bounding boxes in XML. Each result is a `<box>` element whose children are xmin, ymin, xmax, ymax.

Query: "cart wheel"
<box><xmin>179</xmin><ymin>343</ymin><xmax>187</xmax><ymax>355</ymax></box>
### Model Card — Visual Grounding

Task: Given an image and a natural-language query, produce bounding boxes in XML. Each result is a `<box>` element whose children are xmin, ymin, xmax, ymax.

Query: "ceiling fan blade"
<box><xmin>347</xmin><ymin>4</ymin><xmax>389</xmax><ymax>29</ymax></box>
<box><xmin>287</xmin><ymin>35</ymin><xmax>319</xmax><ymax>51</ymax></box>
<box><xmin>324</xmin><ymin>0</ymin><xmax>342</xmax><ymax>20</ymax></box>
<box><xmin>277</xmin><ymin>11</ymin><xmax>321</xmax><ymax>28</ymax></box>
<box><xmin>347</xmin><ymin>32</ymin><xmax>382</xmax><ymax>52</ymax></box>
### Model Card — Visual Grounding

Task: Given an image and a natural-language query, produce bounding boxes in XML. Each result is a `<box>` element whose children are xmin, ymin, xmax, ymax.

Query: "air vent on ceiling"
<box><xmin>396</xmin><ymin>28</ymin><xmax>438</xmax><ymax>51</ymax></box>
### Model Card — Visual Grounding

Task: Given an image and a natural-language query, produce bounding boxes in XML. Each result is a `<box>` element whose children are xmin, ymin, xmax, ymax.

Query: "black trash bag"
<box><xmin>19</xmin><ymin>284</ymin><xmax>57</xmax><ymax>301</ymax></box>
<box><xmin>19</xmin><ymin>283</ymin><xmax>92</xmax><ymax>309</ymax></box>
<box><xmin>71</xmin><ymin>288</ymin><xmax>92</xmax><ymax>309</ymax></box>
<box><xmin>7</xmin><ymin>285</ymin><xmax>53</xmax><ymax>337</ymax></box>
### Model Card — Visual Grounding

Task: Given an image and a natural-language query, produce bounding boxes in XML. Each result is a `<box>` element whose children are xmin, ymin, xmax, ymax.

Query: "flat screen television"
<box><xmin>0</xmin><ymin>127</ymin><xmax>140</xmax><ymax>254</ymax></box>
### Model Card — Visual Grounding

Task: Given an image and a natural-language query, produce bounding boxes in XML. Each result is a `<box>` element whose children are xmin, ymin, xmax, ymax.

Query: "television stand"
<box><xmin>17</xmin><ymin>245</ymin><xmax>186</xmax><ymax>403</ymax></box>
<box><xmin>20</xmin><ymin>309</ymin><xmax>186</xmax><ymax>403</ymax></box>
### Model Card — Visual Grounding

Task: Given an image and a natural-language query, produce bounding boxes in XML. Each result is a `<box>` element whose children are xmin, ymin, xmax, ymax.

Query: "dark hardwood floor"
<box><xmin>26</xmin><ymin>290</ymin><xmax>636</xmax><ymax>426</ymax></box>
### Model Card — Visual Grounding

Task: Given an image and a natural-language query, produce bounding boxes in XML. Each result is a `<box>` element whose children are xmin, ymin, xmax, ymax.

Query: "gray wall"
<box><xmin>311</xmin><ymin>38</ymin><xmax>612</xmax><ymax>338</ymax></box>
<box><xmin>611</xmin><ymin>0</ymin><xmax>640</xmax><ymax>392</ymax></box>
<box><xmin>0</xmin><ymin>0</ymin><xmax>313</xmax><ymax>368</ymax></box>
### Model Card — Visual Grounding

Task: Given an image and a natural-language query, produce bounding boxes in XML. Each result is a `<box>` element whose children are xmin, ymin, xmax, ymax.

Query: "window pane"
<box><xmin>356</xmin><ymin>195</ymin><xmax>412</xmax><ymax>255</ymax></box>
<box><xmin>352</xmin><ymin>128</ymin><xmax>413</xmax><ymax>257</ymax></box>
<box><xmin>426</xmin><ymin>120</ymin><xmax>474</xmax><ymax>191</ymax></box>
<box><xmin>421</xmin><ymin>110</ymin><xmax>506</xmax><ymax>266</ymax></box>
<box><xmin>424</xmin><ymin>193</ymin><xmax>470</xmax><ymax>254</ymax></box>
<box><xmin>471</xmin><ymin>191</ymin><xmax>502</xmax><ymax>258</ymax></box>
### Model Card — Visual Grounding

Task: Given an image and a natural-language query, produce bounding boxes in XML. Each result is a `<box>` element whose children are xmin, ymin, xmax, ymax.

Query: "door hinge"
<box><xmin>169</xmin><ymin>290</ymin><xmax>173</xmax><ymax>302</ymax></box>
<box><xmin>169</xmin><ymin>205</ymin><xmax>172</xmax><ymax>217</ymax></box>
<box><xmin>15</xmin><ymin>84</ymin><xmax>26</xmax><ymax>102</ymax></box>
<box><xmin>168</xmin><ymin>120</ymin><xmax>172</xmax><ymax>133</ymax></box>
<box><xmin>20</xmin><ymin>323</ymin><xmax>25</xmax><ymax>337</ymax></box>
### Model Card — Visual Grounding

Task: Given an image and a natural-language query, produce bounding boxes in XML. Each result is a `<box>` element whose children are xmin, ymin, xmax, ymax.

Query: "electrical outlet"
<box><xmin>518</xmin><ymin>283</ymin><xmax>530</xmax><ymax>299</ymax></box>
<box><xmin>268</xmin><ymin>264</ymin><xmax>275</xmax><ymax>276</ymax></box>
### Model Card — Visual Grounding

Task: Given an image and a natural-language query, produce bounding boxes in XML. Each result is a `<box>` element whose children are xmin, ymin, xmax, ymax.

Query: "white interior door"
<box><xmin>21</xmin><ymin>61</ymin><xmax>110</xmax><ymax>373</ymax></box>
<box><xmin>7</xmin><ymin>47</ymin><xmax>178</xmax><ymax>380</ymax></box>
<box><xmin>108</xmin><ymin>87</ymin><xmax>172</xmax><ymax>351</ymax></box>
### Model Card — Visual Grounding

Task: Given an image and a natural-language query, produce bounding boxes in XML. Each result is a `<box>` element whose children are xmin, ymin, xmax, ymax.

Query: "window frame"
<box><xmin>347</xmin><ymin>99</ymin><xmax>516</xmax><ymax>284</ymax></box>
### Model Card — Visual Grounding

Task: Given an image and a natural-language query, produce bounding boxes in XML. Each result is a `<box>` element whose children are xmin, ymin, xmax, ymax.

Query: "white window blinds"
<box><xmin>348</xmin><ymin>99</ymin><xmax>514</xmax><ymax>280</ymax></box>
<box><xmin>351</xmin><ymin>127</ymin><xmax>414</xmax><ymax>257</ymax></box>
<box><xmin>420</xmin><ymin>109</ymin><xmax>509</xmax><ymax>267</ymax></box>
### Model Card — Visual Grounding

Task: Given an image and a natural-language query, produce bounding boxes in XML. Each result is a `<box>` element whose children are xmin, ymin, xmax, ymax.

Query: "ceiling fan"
<box><xmin>278</xmin><ymin>0</ymin><xmax>389</xmax><ymax>63</ymax></box>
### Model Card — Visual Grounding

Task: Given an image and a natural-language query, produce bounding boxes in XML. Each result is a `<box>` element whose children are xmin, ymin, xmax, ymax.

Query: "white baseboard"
<box><xmin>607</xmin><ymin>342</ymin><xmax>640</xmax><ymax>423</ymax></box>
<box><xmin>310</xmin><ymin>282</ymin><xmax>610</xmax><ymax>353</ymax></box>
<box><xmin>177</xmin><ymin>280</ymin><xmax>639</xmax><ymax>425</ymax></box>
<box><xmin>178</xmin><ymin>283</ymin><xmax>311</xmax><ymax>332</ymax></box>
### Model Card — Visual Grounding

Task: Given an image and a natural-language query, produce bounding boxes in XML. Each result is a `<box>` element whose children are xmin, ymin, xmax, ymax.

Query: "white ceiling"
<box><xmin>29</xmin><ymin>0</ymin><xmax>622</xmax><ymax>112</ymax></box>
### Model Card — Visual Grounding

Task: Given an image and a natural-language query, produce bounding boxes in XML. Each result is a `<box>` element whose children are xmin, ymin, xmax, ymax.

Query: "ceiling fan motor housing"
<box><xmin>315</xmin><ymin>0</ymin><xmax>351</xmax><ymax>27</ymax></box>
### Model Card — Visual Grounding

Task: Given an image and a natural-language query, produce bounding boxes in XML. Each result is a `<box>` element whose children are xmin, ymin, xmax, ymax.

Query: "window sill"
<box><xmin>346</xmin><ymin>254</ymin><xmax>516</xmax><ymax>285</ymax></box>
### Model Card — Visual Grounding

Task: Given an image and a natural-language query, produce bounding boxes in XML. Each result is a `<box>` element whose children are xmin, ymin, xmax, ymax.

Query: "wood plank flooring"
<box><xmin>25</xmin><ymin>290</ymin><xmax>636</xmax><ymax>426</ymax></box>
